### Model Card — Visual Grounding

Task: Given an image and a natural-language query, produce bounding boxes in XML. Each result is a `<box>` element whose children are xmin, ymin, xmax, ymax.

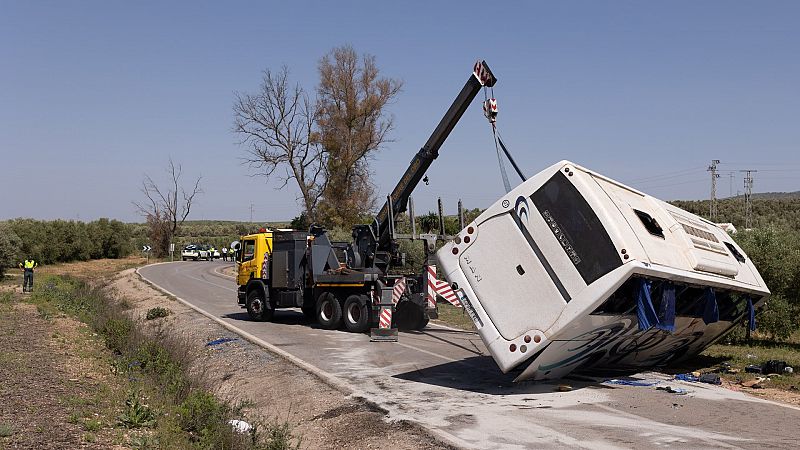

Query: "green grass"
<box><xmin>0</xmin><ymin>422</ymin><xmax>12</xmax><ymax>437</ymax></box>
<box><xmin>25</xmin><ymin>273</ymin><xmax>302</xmax><ymax>449</ymax></box>
<box><xmin>435</xmin><ymin>303</ymin><xmax>476</xmax><ymax>331</ymax></box>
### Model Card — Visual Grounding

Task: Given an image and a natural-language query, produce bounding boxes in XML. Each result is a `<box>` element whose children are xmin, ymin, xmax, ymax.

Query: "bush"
<box><xmin>0</xmin><ymin>223</ymin><xmax>22</xmax><ymax>278</ymax></box>
<box><xmin>756</xmin><ymin>294</ymin><xmax>798</xmax><ymax>341</ymax></box>
<box><xmin>146</xmin><ymin>307</ymin><xmax>171</xmax><ymax>320</ymax></box>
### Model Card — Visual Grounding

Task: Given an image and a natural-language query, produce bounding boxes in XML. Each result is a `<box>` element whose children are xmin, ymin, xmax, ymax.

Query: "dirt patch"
<box><xmin>0</xmin><ymin>297</ymin><xmax>123</xmax><ymax>449</ymax></box>
<box><xmin>108</xmin><ymin>268</ymin><xmax>453</xmax><ymax>449</ymax></box>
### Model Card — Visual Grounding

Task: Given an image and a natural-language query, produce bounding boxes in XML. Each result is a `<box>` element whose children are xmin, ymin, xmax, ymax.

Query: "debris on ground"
<box><xmin>603</xmin><ymin>379</ymin><xmax>661</xmax><ymax>387</ymax></box>
<box><xmin>557</xmin><ymin>384</ymin><xmax>572</xmax><ymax>392</ymax></box>
<box><xmin>656</xmin><ymin>386</ymin><xmax>688</xmax><ymax>395</ymax></box>
<box><xmin>674</xmin><ymin>373</ymin><xmax>720</xmax><ymax>385</ymax></box>
<box><xmin>746</xmin><ymin>364</ymin><xmax>763</xmax><ymax>373</ymax></box>
<box><xmin>228</xmin><ymin>419</ymin><xmax>252</xmax><ymax>433</ymax></box>
<box><xmin>206</xmin><ymin>337</ymin><xmax>238</xmax><ymax>347</ymax></box>
<box><xmin>741</xmin><ymin>377</ymin><xmax>766</xmax><ymax>389</ymax></box>
<box><xmin>762</xmin><ymin>360</ymin><xmax>788</xmax><ymax>375</ymax></box>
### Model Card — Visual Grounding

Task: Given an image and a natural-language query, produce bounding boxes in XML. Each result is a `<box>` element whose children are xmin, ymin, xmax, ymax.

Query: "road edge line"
<box><xmin>135</xmin><ymin>265</ymin><xmax>353</xmax><ymax>396</ymax></box>
<box><xmin>135</xmin><ymin>263</ymin><xmax>472</xmax><ymax>449</ymax></box>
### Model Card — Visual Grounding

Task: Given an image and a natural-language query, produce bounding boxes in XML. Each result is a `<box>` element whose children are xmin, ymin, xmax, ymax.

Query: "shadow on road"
<box><xmin>392</xmin><ymin>356</ymin><xmax>668</xmax><ymax>395</ymax></box>
<box><xmin>222</xmin><ymin>310</ymin><xmax>322</xmax><ymax>328</ymax></box>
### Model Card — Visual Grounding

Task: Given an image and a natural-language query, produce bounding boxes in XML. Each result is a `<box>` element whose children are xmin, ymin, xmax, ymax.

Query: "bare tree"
<box><xmin>315</xmin><ymin>45</ymin><xmax>403</xmax><ymax>228</ymax></box>
<box><xmin>133</xmin><ymin>158</ymin><xmax>202</xmax><ymax>256</ymax></box>
<box><xmin>233</xmin><ymin>67</ymin><xmax>325</xmax><ymax>221</ymax></box>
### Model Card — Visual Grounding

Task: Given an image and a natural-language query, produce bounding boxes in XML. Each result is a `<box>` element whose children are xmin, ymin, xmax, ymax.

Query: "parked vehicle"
<box><xmin>182</xmin><ymin>244</ymin><xmax>210</xmax><ymax>261</ymax></box>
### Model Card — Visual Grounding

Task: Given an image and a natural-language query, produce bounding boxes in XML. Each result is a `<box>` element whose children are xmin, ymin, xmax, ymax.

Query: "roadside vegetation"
<box><xmin>0</xmin><ymin>269</ymin><xmax>301</xmax><ymax>449</ymax></box>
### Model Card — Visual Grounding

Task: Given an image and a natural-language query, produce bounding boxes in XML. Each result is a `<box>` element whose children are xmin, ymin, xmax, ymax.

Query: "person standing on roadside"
<box><xmin>18</xmin><ymin>258</ymin><xmax>38</xmax><ymax>293</ymax></box>
<box><xmin>222</xmin><ymin>247</ymin><xmax>228</xmax><ymax>261</ymax></box>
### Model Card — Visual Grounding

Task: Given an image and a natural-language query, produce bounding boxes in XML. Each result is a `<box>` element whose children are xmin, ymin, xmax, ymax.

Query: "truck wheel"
<box><xmin>316</xmin><ymin>292</ymin><xmax>342</xmax><ymax>330</ymax></box>
<box><xmin>246</xmin><ymin>290</ymin><xmax>274</xmax><ymax>322</ymax></box>
<box><xmin>394</xmin><ymin>301</ymin><xmax>427</xmax><ymax>331</ymax></box>
<box><xmin>343</xmin><ymin>295</ymin><xmax>371</xmax><ymax>333</ymax></box>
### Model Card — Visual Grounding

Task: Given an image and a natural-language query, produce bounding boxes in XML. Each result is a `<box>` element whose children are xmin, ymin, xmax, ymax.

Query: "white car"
<box><xmin>181</xmin><ymin>244</ymin><xmax>210</xmax><ymax>261</ymax></box>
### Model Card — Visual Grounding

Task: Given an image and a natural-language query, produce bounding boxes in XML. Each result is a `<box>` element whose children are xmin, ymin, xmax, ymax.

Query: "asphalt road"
<box><xmin>140</xmin><ymin>261</ymin><xmax>800</xmax><ymax>449</ymax></box>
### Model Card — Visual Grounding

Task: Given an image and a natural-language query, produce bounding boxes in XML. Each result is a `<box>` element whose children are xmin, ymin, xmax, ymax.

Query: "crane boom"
<box><xmin>373</xmin><ymin>60</ymin><xmax>497</xmax><ymax>250</ymax></box>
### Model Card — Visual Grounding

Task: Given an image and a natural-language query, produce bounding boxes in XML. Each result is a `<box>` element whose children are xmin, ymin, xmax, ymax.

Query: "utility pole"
<box><xmin>740</xmin><ymin>170</ymin><xmax>757</xmax><ymax>229</ymax></box>
<box><xmin>729</xmin><ymin>172</ymin><xmax>734</xmax><ymax>198</ymax></box>
<box><xmin>707</xmin><ymin>159</ymin><xmax>720</xmax><ymax>220</ymax></box>
<box><xmin>250</xmin><ymin>203</ymin><xmax>254</xmax><ymax>222</ymax></box>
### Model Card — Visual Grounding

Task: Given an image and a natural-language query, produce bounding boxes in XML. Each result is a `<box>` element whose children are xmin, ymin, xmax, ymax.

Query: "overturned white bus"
<box><xmin>436</xmin><ymin>161</ymin><xmax>769</xmax><ymax>381</ymax></box>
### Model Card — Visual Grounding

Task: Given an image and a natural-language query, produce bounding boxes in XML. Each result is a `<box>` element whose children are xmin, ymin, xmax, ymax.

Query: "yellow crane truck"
<box><xmin>234</xmin><ymin>60</ymin><xmax>497</xmax><ymax>333</ymax></box>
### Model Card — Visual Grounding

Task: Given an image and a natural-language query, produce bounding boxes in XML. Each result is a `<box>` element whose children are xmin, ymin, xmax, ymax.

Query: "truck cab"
<box><xmin>236</xmin><ymin>229</ymin><xmax>273</xmax><ymax>304</ymax></box>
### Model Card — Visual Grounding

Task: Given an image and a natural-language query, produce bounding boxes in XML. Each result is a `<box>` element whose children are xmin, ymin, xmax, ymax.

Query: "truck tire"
<box><xmin>394</xmin><ymin>301</ymin><xmax>428</xmax><ymax>331</ymax></box>
<box><xmin>316</xmin><ymin>292</ymin><xmax>342</xmax><ymax>330</ymax></box>
<box><xmin>343</xmin><ymin>295</ymin><xmax>371</xmax><ymax>333</ymax></box>
<box><xmin>246</xmin><ymin>290</ymin><xmax>274</xmax><ymax>322</ymax></box>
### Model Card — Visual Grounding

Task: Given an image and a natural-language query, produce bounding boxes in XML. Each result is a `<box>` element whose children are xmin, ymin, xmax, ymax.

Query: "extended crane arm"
<box><xmin>373</xmin><ymin>60</ymin><xmax>497</xmax><ymax>250</ymax></box>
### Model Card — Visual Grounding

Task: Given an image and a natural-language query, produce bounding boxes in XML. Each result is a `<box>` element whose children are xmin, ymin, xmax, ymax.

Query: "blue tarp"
<box><xmin>747</xmin><ymin>297</ymin><xmax>757</xmax><ymax>331</ymax></box>
<box><xmin>636</xmin><ymin>279</ymin><xmax>659</xmax><ymax>331</ymax></box>
<box><xmin>703</xmin><ymin>287</ymin><xmax>719</xmax><ymax>325</ymax></box>
<box><xmin>656</xmin><ymin>282</ymin><xmax>676</xmax><ymax>332</ymax></box>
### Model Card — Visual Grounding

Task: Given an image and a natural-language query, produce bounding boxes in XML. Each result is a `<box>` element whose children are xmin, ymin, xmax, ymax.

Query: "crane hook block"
<box><xmin>473</xmin><ymin>60</ymin><xmax>497</xmax><ymax>87</ymax></box>
<box><xmin>484</xmin><ymin>98</ymin><xmax>498</xmax><ymax>123</ymax></box>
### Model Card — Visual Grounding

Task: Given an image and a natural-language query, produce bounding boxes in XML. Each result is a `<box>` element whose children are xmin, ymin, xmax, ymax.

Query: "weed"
<box><xmin>176</xmin><ymin>390</ymin><xmax>227</xmax><ymax>435</ymax></box>
<box><xmin>103</xmin><ymin>317</ymin><xmax>133</xmax><ymax>353</ymax></box>
<box><xmin>0</xmin><ymin>292</ymin><xmax>12</xmax><ymax>304</ymax></box>
<box><xmin>83</xmin><ymin>418</ymin><xmax>103</xmax><ymax>432</ymax></box>
<box><xmin>84</xmin><ymin>432</ymin><xmax>96</xmax><ymax>443</ymax></box>
<box><xmin>118</xmin><ymin>390</ymin><xmax>156</xmax><ymax>429</ymax></box>
<box><xmin>0</xmin><ymin>422</ymin><xmax>12</xmax><ymax>437</ymax></box>
<box><xmin>129</xmin><ymin>432</ymin><xmax>159</xmax><ymax>449</ymax></box>
<box><xmin>145</xmin><ymin>306</ymin><xmax>170</xmax><ymax>320</ymax></box>
<box><xmin>261</xmin><ymin>420</ymin><xmax>302</xmax><ymax>450</ymax></box>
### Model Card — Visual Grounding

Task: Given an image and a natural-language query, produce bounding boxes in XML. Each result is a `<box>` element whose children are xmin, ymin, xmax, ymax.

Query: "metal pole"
<box><xmin>437</xmin><ymin>197</ymin><xmax>445</xmax><ymax>239</ymax></box>
<box><xmin>409</xmin><ymin>196</ymin><xmax>417</xmax><ymax>239</ymax></box>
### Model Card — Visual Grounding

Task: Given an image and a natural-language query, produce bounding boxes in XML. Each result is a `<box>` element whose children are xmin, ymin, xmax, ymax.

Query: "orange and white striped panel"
<box><xmin>378</xmin><ymin>306</ymin><xmax>392</xmax><ymax>329</ymax></box>
<box><xmin>427</xmin><ymin>265</ymin><xmax>461</xmax><ymax>307</ymax></box>
<box><xmin>391</xmin><ymin>277</ymin><xmax>406</xmax><ymax>305</ymax></box>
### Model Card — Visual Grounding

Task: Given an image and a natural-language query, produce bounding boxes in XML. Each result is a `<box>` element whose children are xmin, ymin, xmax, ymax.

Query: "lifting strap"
<box><xmin>483</xmin><ymin>86</ymin><xmax>526</xmax><ymax>193</ymax></box>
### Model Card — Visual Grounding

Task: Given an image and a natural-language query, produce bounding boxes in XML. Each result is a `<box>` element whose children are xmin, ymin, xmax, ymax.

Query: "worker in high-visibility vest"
<box><xmin>18</xmin><ymin>259</ymin><xmax>38</xmax><ymax>293</ymax></box>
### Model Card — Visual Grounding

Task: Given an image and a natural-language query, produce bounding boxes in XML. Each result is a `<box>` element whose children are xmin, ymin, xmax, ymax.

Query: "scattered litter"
<box><xmin>657</xmin><ymin>386</ymin><xmax>688</xmax><ymax>395</ymax></box>
<box><xmin>698</xmin><ymin>373</ymin><xmax>721</xmax><ymax>385</ymax></box>
<box><xmin>604</xmin><ymin>379</ymin><xmax>661</xmax><ymax>387</ymax></box>
<box><xmin>746</xmin><ymin>354</ymin><xmax>758</xmax><ymax>359</ymax></box>
<box><xmin>745</xmin><ymin>364</ymin><xmax>762</xmax><ymax>374</ymax></box>
<box><xmin>228</xmin><ymin>419</ymin><xmax>252</xmax><ymax>433</ymax></box>
<box><xmin>207</xmin><ymin>337</ymin><xmax>238</xmax><ymax>347</ymax></box>
<box><xmin>674</xmin><ymin>373</ymin><xmax>699</xmax><ymax>382</ymax></box>
<box><xmin>741</xmin><ymin>377</ymin><xmax>765</xmax><ymax>389</ymax></box>
<box><xmin>785</xmin><ymin>366</ymin><xmax>794</xmax><ymax>374</ymax></box>
<box><xmin>557</xmin><ymin>384</ymin><xmax>572</xmax><ymax>392</ymax></box>
<box><xmin>691</xmin><ymin>371</ymin><xmax>702</xmax><ymax>378</ymax></box>
<box><xmin>671</xmin><ymin>403</ymin><xmax>683</xmax><ymax>409</ymax></box>
<box><xmin>762</xmin><ymin>360</ymin><xmax>787</xmax><ymax>375</ymax></box>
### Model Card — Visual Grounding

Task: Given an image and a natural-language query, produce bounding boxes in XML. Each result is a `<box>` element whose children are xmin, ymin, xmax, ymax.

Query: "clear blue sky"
<box><xmin>2</xmin><ymin>1</ymin><xmax>798</xmax><ymax>222</ymax></box>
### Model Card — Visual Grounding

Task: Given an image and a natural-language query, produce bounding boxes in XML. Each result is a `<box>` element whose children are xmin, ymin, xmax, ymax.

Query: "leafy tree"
<box><xmin>315</xmin><ymin>45</ymin><xmax>402</xmax><ymax>228</ymax></box>
<box><xmin>0</xmin><ymin>223</ymin><xmax>22</xmax><ymax>278</ymax></box>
